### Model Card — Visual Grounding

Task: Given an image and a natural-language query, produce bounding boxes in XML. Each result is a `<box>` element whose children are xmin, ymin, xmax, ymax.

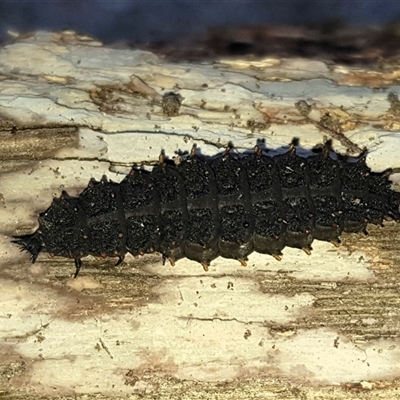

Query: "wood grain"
<box><xmin>1</xmin><ymin>30</ymin><xmax>400</xmax><ymax>399</ymax></box>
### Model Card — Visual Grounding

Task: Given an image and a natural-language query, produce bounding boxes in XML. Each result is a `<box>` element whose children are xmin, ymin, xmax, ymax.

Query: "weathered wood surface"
<box><xmin>1</xmin><ymin>31</ymin><xmax>400</xmax><ymax>399</ymax></box>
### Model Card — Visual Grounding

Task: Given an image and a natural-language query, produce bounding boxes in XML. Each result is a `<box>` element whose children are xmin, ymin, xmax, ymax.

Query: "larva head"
<box><xmin>12</xmin><ymin>231</ymin><xmax>43</xmax><ymax>263</ymax></box>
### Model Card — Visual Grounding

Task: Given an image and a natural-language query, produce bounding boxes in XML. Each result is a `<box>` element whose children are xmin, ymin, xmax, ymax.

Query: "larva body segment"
<box><xmin>274</xmin><ymin>146</ymin><xmax>315</xmax><ymax>253</ymax></box>
<box><xmin>306</xmin><ymin>152</ymin><xmax>343</xmax><ymax>243</ymax></box>
<box><xmin>243</xmin><ymin>148</ymin><xmax>286</xmax><ymax>257</ymax></box>
<box><xmin>212</xmin><ymin>150</ymin><xmax>254</xmax><ymax>266</ymax></box>
<box><xmin>119</xmin><ymin>168</ymin><xmax>160</xmax><ymax>258</ymax></box>
<box><xmin>152</xmin><ymin>161</ymin><xmax>188</xmax><ymax>264</ymax></box>
<box><xmin>177</xmin><ymin>152</ymin><xmax>220</xmax><ymax>268</ymax></box>
<box><xmin>13</xmin><ymin>141</ymin><xmax>400</xmax><ymax>277</ymax></box>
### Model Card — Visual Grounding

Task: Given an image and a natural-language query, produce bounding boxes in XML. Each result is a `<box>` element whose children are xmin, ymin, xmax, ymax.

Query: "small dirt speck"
<box><xmin>162</xmin><ymin>92</ymin><xmax>182</xmax><ymax>116</ymax></box>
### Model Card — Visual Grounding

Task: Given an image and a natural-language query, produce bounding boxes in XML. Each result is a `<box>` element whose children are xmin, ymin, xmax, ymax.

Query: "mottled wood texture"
<box><xmin>1</xmin><ymin>31</ymin><xmax>400</xmax><ymax>399</ymax></box>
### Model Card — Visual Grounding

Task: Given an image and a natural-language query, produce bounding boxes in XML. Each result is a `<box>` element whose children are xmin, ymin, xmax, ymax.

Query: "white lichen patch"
<box><xmin>1</xmin><ymin>277</ymin><xmax>400</xmax><ymax>395</ymax></box>
<box><xmin>276</xmin><ymin>330</ymin><xmax>400</xmax><ymax>384</ymax></box>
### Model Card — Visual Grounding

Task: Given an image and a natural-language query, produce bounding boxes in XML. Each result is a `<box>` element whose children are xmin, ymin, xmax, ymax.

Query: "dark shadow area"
<box><xmin>1</xmin><ymin>1</ymin><xmax>400</xmax><ymax>63</ymax></box>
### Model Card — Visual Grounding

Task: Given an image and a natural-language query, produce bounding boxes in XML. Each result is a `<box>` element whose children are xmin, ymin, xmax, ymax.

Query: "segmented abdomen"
<box><xmin>34</xmin><ymin>143</ymin><xmax>400</xmax><ymax>274</ymax></box>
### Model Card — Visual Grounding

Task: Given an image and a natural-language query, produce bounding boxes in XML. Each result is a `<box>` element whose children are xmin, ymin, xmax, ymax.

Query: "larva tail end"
<box><xmin>12</xmin><ymin>233</ymin><xmax>43</xmax><ymax>263</ymax></box>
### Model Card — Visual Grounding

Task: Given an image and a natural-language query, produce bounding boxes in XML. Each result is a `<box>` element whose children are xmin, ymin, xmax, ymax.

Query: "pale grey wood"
<box><xmin>1</xmin><ymin>30</ymin><xmax>400</xmax><ymax>399</ymax></box>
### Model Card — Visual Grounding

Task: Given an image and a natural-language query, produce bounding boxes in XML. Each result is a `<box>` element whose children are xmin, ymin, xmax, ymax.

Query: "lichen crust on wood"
<box><xmin>1</xmin><ymin>31</ymin><xmax>400</xmax><ymax>398</ymax></box>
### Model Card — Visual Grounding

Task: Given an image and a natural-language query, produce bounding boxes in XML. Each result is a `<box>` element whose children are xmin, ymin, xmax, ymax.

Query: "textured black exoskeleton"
<box><xmin>13</xmin><ymin>140</ymin><xmax>400</xmax><ymax>277</ymax></box>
